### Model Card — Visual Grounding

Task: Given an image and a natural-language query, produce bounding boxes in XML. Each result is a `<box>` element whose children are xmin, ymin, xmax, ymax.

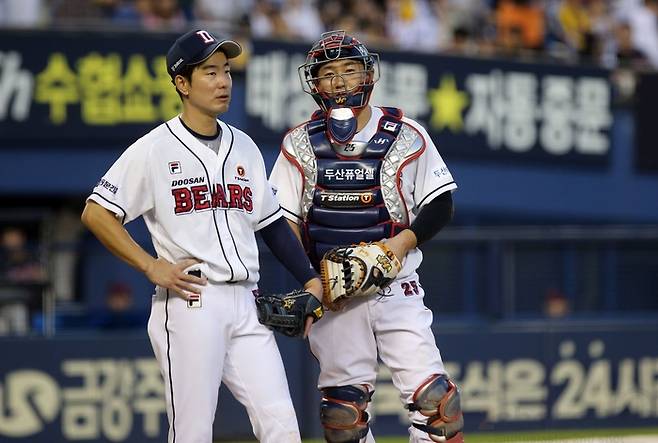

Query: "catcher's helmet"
<box><xmin>298</xmin><ymin>30</ymin><xmax>380</xmax><ymax>112</ymax></box>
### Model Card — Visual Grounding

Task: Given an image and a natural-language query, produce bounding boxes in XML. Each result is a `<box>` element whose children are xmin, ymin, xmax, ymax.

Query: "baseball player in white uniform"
<box><xmin>269</xmin><ymin>31</ymin><xmax>465</xmax><ymax>442</ymax></box>
<box><xmin>82</xmin><ymin>29</ymin><xmax>323</xmax><ymax>443</ymax></box>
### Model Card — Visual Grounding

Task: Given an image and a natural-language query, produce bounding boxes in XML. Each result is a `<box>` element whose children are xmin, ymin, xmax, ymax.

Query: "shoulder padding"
<box><xmin>281</xmin><ymin>124</ymin><xmax>311</xmax><ymax>161</ymax></box>
<box><xmin>380</xmin><ymin>106</ymin><xmax>403</xmax><ymax>120</ymax></box>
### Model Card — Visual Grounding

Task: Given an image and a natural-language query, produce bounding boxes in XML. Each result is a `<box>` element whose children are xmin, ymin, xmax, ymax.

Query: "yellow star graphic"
<box><xmin>428</xmin><ymin>75</ymin><xmax>469</xmax><ymax>132</ymax></box>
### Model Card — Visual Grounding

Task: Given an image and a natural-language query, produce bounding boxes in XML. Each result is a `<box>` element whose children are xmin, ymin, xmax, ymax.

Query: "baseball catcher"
<box><xmin>256</xmin><ymin>290</ymin><xmax>324</xmax><ymax>338</ymax></box>
<box><xmin>268</xmin><ymin>30</ymin><xmax>464</xmax><ymax>442</ymax></box>
<box><xmin>320</xmin><ymin>241</ymin><xmax>402</xmax><ymax>310</ymax></box>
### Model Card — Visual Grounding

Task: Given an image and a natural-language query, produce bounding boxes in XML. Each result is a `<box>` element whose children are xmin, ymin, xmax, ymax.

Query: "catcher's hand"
<box><xmin>320</xmin><ymin>241</ymin><xmax>402</xmax><ymax>310</ymax></box>
<box><xmin>255</xmin><ymin>290</ymin><xmax>324</xmax><ymax>338</ymax></box>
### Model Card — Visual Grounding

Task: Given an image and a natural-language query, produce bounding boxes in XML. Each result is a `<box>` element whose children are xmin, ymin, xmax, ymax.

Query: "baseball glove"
<box><xmin>320</xmin><ymin>241</ymin><xmax>402</xmax><ymax>310</ymax></box>
<box><xmin>255</xmin><ymin>290</ymin><xmax>324</xmax><ymax>337</ymax></box>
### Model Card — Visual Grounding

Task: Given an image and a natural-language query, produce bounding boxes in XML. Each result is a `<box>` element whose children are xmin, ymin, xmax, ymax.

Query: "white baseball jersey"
<box><xmin>270</xmin><ymin>106</ymin><xmax>458</xmax><ymax>280</ymax></box>
<box><xmin>88</xmin><ymin>115</ymin><xmax>301</xmax><ymax>443</ymax></box>
<box><xmin>88</xmin><ymin>115</ymin><xmax>283</xmax><ymax>284</ymax></box>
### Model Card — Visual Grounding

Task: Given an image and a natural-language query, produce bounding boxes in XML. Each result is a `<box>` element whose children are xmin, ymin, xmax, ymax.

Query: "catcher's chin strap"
<box><xmin>406</xmin><ymin>374</ymin><xmax>464</xmax><ymax>443</ymax></box>
<box><xmin>320</xmin><ymin>385</ymin><xmax>373</xmax><ymax>443</ymax></box>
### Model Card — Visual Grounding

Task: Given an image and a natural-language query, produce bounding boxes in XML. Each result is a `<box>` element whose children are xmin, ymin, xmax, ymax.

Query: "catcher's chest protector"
<box><xmin>287</xmin><ymin>107</ymin><xmax>425</xmax><ymax>265</ymax></box>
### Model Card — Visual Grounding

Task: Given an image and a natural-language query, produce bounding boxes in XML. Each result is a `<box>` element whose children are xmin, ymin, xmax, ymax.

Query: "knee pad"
<box><xmin>406</xmin><ymin>374</ymin><xmax>464</xmax><ymax>442</ymax></box>
<box><xmin>320</xmin><ymin>385</ymin><xmax>372</xmax><ymax>443</ymax></box>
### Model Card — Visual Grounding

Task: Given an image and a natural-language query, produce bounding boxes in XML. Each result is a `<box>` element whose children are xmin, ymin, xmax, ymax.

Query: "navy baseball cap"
<box><xmin>166</xmin><ymin>29</ymin><xmax>242</xmax><ymax>78</ymax></box>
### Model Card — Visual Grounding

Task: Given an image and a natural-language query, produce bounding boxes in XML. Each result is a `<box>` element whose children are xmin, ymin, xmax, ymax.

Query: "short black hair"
<box><xmin>174</xmin><ymin>63</ymin><xmax>196</xmax><ymax>100</ymax></box>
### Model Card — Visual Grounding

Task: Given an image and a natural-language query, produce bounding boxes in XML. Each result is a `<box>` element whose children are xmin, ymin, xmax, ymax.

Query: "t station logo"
<box><xmin>318</xmin><ymin>191</ymin><xmax>375</xmax><ymax>209</ymax></box>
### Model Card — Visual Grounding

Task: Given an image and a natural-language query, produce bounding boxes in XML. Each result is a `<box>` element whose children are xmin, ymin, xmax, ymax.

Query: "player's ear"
<box><xmin>175</xmin><ymin>75</ymin><xmax>190</xmax><ymax>97</ymax></box>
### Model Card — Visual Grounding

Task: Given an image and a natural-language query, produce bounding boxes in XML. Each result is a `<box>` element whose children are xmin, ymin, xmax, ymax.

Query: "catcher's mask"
<box><xmin>298</xmin><ymin>30</ymin><xmax>380</xmax><ymax>113</ymax></box>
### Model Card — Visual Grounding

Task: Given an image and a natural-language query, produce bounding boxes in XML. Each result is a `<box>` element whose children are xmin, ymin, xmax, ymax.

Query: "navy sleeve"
<box><xmin>409</xmin><ymin>192</ymin><xmax>454</xmax><ymax>245</ymax></box>
<box><xmin>259</xmin><ymin>217</ymin><xmax>319</xmax><ymax>286</ymax></box>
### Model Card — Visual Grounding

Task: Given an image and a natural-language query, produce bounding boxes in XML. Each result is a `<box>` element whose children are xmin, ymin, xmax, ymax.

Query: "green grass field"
<box><xmin>221</xmin><ymin>427</ymin><xmax>658</xmax><ymax>443</ymax></box>
<box><xmin>299</xmin><ymin>427</ymin><xmax>658</xmax><ymax>442</ymax></box>
<box><xmin>300</xmin><ymin>427</ymin><xmax>658</xmax><ymax>443</ymax></box>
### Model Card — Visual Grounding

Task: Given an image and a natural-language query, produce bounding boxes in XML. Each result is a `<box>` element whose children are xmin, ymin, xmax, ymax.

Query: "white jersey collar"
<box><xmin>168</xmin><ymin>115</ymin><xmax>232</xmax><ymax>156</ymax></box>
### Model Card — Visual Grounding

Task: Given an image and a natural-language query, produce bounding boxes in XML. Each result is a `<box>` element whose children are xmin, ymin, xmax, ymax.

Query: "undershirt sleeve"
<box><xmin>409</xmin><ymin>191</ymin><xmax>454</xmax><ymax>245</ymax></box>
<box><xmin>259</xmin><ymin>217</ymin><xmax>319</xmax><ymax>286</ymax></box>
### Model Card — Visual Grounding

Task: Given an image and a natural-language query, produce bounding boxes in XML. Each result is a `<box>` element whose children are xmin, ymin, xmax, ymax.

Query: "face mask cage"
<box><xmin>298</xmin><ymin>30</ymin><xmax>380</xmax><ymax>111</ymax></box>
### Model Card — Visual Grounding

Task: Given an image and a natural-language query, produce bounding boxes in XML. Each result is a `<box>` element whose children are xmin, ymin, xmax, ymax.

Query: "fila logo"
<box><xmin>169</xmin><ymin>161</ymin><xmax>182</xmax><ymax>174</ymax></box>
<box><xmin>383</xmin><ymin>121</ymin><xmax>399</xmax><ymax>132</ymax></box>
<box><xmin>187</xmin><ymin>294</ymin><xmax>201</xmax><ymax>308</ymax></box>
<box><xmin>196</xmin><ymin>30</ymin><xmax>215</xmax><ymax>44</ymax></box>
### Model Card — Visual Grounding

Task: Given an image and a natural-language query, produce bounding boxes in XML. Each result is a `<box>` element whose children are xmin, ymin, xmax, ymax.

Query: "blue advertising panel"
<box><xmin>0</xmin><ymin>30</ymin><xmax>616</xmax><ymax>163</ymax></box>
<box><xmin>372</xmin><ymin>324</ymin><xmax>658</xmax><ymax>435</ymax></box>
<box><xmin>1</xmin><ymin>323</ymin><xmax>657</xmax><ymax>441</ymax></box>
<box><xmin>0</xmin><ymin>30</ymin><xmax>182</xmax><ymax>146</ymax></box>
<box><xmin>0</xmin><ymin>335</ymin><xmax>166</xmax><ymax>442</ymax></box>
<box><xmin>246</xmin><ymin>40</ymin><xmax>613</xmax><ymax>167</ymax></box>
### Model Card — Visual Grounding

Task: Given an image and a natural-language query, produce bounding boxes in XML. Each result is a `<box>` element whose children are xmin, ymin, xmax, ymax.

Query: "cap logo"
<box><xmin>196</xmin><ymin>30</ymin><xmax>215</xmax><ymax>44</ymax></box>
<box><xmin>171</xmin><ymin>57</ymin><xmax>184</xmax><ymax>72</ymax></box>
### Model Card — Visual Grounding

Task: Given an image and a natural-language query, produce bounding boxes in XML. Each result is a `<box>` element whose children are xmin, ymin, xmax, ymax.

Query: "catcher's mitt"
<box><xmin>255</xmin><ymin>290</ymin><xmax>324</xmax><ymax>337</ymax></box>
<box><xmin>320</xmin><ymin>241</ymin><xmax>402</xmax><ymax>310</ymax></box>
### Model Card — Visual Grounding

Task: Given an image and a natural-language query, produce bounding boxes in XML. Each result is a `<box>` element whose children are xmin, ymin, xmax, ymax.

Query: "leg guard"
<box><xmin>320</xmin><ymin>385</ymin><xmax>372</xmax><ymax>443</ymax></box>
<box><xmin>406</xmin><ymin>374</ymin><xmax>464</xmax><ymax>442</ymax></box>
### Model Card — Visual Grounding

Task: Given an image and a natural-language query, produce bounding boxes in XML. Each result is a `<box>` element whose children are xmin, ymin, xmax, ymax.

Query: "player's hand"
<box><xmin>303</xmin><ymin>277</ymin><xmax>323</xmax><ymax>338</ymax></box>
<box><xmin>382</xmin><ymin>230</ymin><xmax>417</xmax><ymax>263</ymax></box>
<box><xmin>145</xmin><ymin>258</ymin><xmax>207</xmax><ymax>300</ymax></box>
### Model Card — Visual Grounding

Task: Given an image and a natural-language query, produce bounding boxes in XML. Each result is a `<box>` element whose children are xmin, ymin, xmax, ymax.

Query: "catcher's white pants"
<box><xmin>148</xmin><ymin>282</ymin><xmax>301</xmax><ymax>443</ymax></box>
<box><xmin>309</xmin><ymin>273</ymin><xmax>447</xmax><ymax>443</ymax></box>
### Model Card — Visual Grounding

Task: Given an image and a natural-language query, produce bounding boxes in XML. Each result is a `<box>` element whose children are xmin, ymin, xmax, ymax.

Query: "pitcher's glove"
<box><xmin>320</xmin><ymin>241</ymin><xmax>402</xmax><ymax>310</ymax></box>
<box><xmin>255</xmin><ymin>290</ymin><xmax>324</xmax><ymax>337</ymax></box>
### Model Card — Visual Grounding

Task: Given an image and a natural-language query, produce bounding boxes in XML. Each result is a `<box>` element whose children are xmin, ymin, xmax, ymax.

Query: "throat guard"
<box><xmin>326</xmin><ymin>107</ymin><xmax>358</xmax><ymax>145</ymax></box>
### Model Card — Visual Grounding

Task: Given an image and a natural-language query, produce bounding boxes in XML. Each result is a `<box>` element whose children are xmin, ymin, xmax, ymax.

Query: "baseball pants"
<box><xmin>148</xmin><ymin>281</ymin><xmax>301</xmax><ymax>443</ymax></box>
<box><xmin>309</xmin><ymin>273</ymin><xmax>447</xmax><ymax>442</ymax></box>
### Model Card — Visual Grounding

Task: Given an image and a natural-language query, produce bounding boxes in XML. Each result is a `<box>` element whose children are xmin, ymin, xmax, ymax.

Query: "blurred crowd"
<box><xmin>0</xmin><ymin>226</ymin><xmax>46</xmax><ymax>334</ymax></box>
<box><xmin>0</xmin><ymin>221</ymin><xmax>147</xmax><ymax>335</ymax></box>
<box><xmin>0</xmin><ymin>0</ymin><xmax>656</xmax><ymax>334</ymax></box>
<box><xmin>0</xmin><ymin>0</ymin><xmax>657</xmax><ymax>71</ymax></box>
